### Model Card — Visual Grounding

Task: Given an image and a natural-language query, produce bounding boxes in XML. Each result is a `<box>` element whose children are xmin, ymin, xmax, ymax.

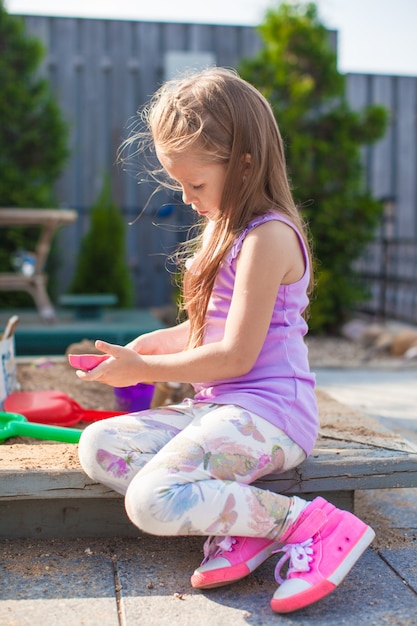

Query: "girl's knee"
<box><xmin>78</xmin><ymin>421</ymin><xmax>110</xmax><ymax>477</ymax></box>
<box><xmin>125</xmin><ymin>471</ymin><xmax>181</xmax><ymax>535</ymax></box>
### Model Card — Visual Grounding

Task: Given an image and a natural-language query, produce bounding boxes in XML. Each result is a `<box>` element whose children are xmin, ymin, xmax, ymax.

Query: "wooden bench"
<box><xmin>0</xmin><ymin>390</ymin><xmax>416</xmax><ymax>538</ymax></box>
<box><xmin>59</xmin><ymin>293</ymin><xmax>118</xmax><ymax>319</ymax></box>
<box><xmin>0</xmin><ymin>208</ymin><xmax>77</xmax><ymax>322</ymax></box>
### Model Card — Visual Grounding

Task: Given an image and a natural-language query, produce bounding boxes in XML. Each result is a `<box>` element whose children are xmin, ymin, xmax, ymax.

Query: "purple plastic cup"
<box><xmin>114</xmin><ymin>382</ymin><xmax>155</xmax><ymax>412</ymax></box>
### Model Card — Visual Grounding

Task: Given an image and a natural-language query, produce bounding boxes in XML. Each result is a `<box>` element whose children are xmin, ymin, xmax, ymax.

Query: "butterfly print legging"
<box><xmin>78</xmin><ymin>400</ymin><xmax>306</xmax><ymax>540</ymax></box>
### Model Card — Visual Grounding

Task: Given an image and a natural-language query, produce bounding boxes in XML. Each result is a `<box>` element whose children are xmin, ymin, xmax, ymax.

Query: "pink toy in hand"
<box><xmin>68</xmin><ymin>354</ymin><xmax>110</xmax><ymax>371</ymax></box>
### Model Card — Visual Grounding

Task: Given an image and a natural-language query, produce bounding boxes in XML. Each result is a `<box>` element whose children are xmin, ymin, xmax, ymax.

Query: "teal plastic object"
<box><xmin>0</xmin><ymin>412</ymin><xmax>82</xmax><ymax>443</ymax></box>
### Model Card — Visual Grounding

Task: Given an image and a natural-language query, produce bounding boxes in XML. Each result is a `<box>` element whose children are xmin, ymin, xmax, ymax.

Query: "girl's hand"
<box><xmin>125</xmin><ymin>333</ymin><xmax>158</xmax><ymax>354</ymax></box>
<box><xmin>75</xmin><ymin>339</ymin><xmax>146</xmax><ymax>387</ymax></box>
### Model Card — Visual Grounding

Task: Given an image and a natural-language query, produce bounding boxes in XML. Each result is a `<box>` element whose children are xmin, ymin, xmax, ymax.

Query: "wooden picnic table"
<box><xmin>0</xmin><ymin>208</ymin><xmax>77</xmax><ymax>322</ymax></box>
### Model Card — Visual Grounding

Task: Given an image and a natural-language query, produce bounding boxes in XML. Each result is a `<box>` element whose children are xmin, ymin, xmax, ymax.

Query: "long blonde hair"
<box><xmin>122</xmin><ymin>67</ymin><xmax>313</xmax><ymax>348</ymax></box>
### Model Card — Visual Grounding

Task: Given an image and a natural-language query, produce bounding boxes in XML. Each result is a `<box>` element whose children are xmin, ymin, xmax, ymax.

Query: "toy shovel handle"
<box><xmin>16</xmin><ymin>421</ymin><xmax>82</xmax><ymax>443</ymax></box>
<box><xmin>0</xmin><ymin>413</ymin><xmax>82</xmax><ymax>443</ymax></box>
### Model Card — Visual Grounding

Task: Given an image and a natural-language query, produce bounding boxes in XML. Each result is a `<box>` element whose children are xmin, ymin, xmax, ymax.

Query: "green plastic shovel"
<box><xmin>0</xmin><ymin>412</ymin><xmax>82</xmax><ymax>443</ymax></box>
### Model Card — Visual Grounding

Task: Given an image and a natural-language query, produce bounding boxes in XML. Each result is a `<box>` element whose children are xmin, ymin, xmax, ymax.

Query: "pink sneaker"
<box><xmin>190</xmin><ymin>535</ymin><xmax>280</xmax><ymax>589</ymax></box>
<box><xmin>270</xmin><ymin>497</ymin><xmax>375</xmax><ymax>613</ymax></box>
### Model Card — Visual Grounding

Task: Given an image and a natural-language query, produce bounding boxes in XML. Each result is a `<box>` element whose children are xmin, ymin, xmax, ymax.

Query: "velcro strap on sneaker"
<box><xmin>284</xmin><ymin>508</ymin><xmax>327</xmax><ymax>544</ymax></box>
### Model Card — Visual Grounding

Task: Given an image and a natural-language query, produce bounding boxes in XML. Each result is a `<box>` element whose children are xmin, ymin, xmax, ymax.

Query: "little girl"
<box><xmin>77</xmin><ymin>67</ymin><xmax>374</xmax><ymax>614</ymax></box>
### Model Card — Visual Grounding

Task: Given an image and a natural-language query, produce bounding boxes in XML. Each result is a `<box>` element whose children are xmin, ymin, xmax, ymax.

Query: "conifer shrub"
<box><xmin>0</xmin><ymin>1</ymin><xmax>68</xmax><ymax>306</ymax></box>
<box><xmin>69</xmin><ymin>176</ymin><xmax>134</xmax><ymax>308</ymax></box>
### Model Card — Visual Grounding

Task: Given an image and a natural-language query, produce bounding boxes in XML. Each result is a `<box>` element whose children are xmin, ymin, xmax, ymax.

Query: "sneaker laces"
<box><xmin>273</xmin><ymin>538</ymin><xmax>314</xmax><ymax>584</ymax></box>
<box><xmin>201</xmin><ymin>536</ymin><xmax>237</xmax><ymax>565</ymax></box>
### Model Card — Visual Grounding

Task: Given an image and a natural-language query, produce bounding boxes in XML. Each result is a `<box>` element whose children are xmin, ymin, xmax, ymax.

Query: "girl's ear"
<box><xmin>241</xmin><ymin>153</ymin><xmax>251</xmax><ymax>182</ymax></box>
<box><xmin>243</xmin><ymin>153</ymin><xmax>252</xmax><ymax>168</ymax></box>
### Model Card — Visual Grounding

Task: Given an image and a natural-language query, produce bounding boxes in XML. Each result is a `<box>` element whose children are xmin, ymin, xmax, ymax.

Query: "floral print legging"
<box><xmin>78</xmin><ymin>400</ymin><xmax>307</xmax><ymax>541</ymax></box>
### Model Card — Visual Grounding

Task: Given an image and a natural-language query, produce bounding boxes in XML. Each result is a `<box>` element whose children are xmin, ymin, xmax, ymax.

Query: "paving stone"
<box><xmin>0</xmin><ymin>555</ymin><xmax>118</xmax><ymax>626</ymax></box>
<box><xmin>379</xmin><ymin>547</ymin><xmax>417</xmax><ymax>594</ymax></box>
<box><xmin>359</xmin><ymin>488</ymin><xmax>417</xmax><ymax>530</ymax></box>
<box><xmin>275</xmin><ymin>549</ymin><xmax>417</xmax><ymax>626</ymax></box>
<box><xmin>116</xmin><ymin>537</ymin><xmax>417</xmax><ymax>626</ymax></box>
<box><xmin>0</xmin><ymin>537</ymin><xmax>415</xmax><ymax>625</ymax></box>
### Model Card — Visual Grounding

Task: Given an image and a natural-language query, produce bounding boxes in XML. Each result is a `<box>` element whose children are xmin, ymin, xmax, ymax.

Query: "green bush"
<box><xmin>0</xmin><ymin>1</ymin><xmax>68</xmax><ymax>306</ymax></box>
<box><xmin>239</xmin><ymin>2</ymin><xmax>388</xmax><ymax>332</ymax></box>
<box><xmin>69</xmin><ymin>176</ymin><xmax>134</xmax><ymax>308</ymax></box>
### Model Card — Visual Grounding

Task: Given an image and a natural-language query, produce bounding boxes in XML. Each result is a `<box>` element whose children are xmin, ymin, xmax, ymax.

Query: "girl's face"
<box><xmin>156</xmin><ymin>149</ymin><xmax>228</xmax><ymax>221</ymax></box>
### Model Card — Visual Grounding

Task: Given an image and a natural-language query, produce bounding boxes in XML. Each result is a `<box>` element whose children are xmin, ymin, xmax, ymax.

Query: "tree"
<box><xmin>69</xmin><ymin>176</ymin><xmax>134</xmax><ymax>308</ymax></box>
<box><xmin>0</xmin><ymin>1</ymin><xmax>68</xmax><ymax>304</ymax></box>
<box><xmin>240</xmin><ymin>2</ymin><xmax>388</xmax><ymax>332</ymax></box>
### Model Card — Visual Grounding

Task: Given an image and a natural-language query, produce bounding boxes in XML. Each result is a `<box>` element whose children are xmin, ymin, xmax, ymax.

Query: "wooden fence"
<box><xmin>347</xmin><ymin>74</ymin><xmax>417</xmax><ymax>323</ymax></box>
<box><xmin>17</xmin><ymin>15</ymin><xmax>417</xmax><ymax>321</ymax></box>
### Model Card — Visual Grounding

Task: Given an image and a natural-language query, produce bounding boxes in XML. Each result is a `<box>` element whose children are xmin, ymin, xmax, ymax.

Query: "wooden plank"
<box><xmin>52</xmin><ymin>18</ymin><xmax>79</xmax><ymax>205</ymax></box>
<box><xmin>138</xmin><ymin>21</ymin><xmax>161</xmax><ymax>98</ymax></box>
<box><xmin>396</xmin><ymin>77</ymin><xmax>417</xmax><ymax>237</ymax></box>
<box><xmin>240</xmin><ymin>25</ymin><xmax>262</xmax><ymax>59</ymax></box>
<box><xmin>215</xmin><ymin>25</ymin><xmax>240</xmax><ymax>67</ymax></box>
<box><xmin>162</xmin><ymin>22</ymin><xmax>187</xmax><ymax>57</ymax></box>
<box><xmin>0</xmin><ymin>493</ymin><xmax>354</xmax><ymax>539</ymax></box>
<box><xmin>0</xmin><ymin>498</ymin><xmax>136</xmax><ymax>539</ymax></box>
<box><xmin>369</xmin><ymin>75</ymin><xmax>395</xmax><ymax>200</ymax></box>
<box><xmin>0</xmin><ymin>470</ymin><xmax>117</xmax><ymax>500</ymax></box>
<box><xmin>297</xmin><ymin>490</ymin><xmax>354</xmax><ymax>512</ymax></box>
<box><xmin>2</xmin><ymin>434</ymin><xmax>416</xmax><ymax>501</ymax></box>
<box><xmin>1</xmin><ymin>441</ymin><xmax>416</xmax><ymax>503</ymax></box>
<box><xmin>256</xmin><ymin>447</ymin><xmax>417</xmax><ymax>493</ymax></box>
<box><xmin>1</xmin><ymin>390</ymin><xmax>416</xmax><ymax>502</ymax></box>
<box><xmin>0</xmin><ymin>209</ymin><xmax>77</xmax><ymax>225</ymax></box>
<box><xmin>346</xmin><ymin>73</ymin><xmax>369</xmax><ymax>111</ymax></box>
<box><xmin>189</xmin><ymin>23</ymin><xmax>214</xmax><ymax>52</ymax></box>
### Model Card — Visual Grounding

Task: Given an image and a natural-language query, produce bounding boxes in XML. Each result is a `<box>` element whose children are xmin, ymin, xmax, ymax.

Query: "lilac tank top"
<box><xmin>193</xmin><ymin>212</ymin><xmax>319</xmax><ymax>456</ymax></box>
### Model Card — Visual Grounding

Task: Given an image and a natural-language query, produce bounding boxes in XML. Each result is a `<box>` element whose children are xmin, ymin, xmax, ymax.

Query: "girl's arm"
<box><xmin>126</xmin><ymin>320</ymin><xmax>190</xmax><ymax>355</ymax></box>
<box><xmin>77</xmin><ymin>220</ymin><xmax>305</xmax><ymax>387</ymax></box>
